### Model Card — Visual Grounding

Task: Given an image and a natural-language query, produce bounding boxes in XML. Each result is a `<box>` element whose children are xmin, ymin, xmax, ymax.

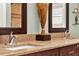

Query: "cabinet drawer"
<box><xmin>22</xmin><ymin>49</ymin><xmax>59</xmax><ymax>56</ymax></box>
<box><xmin>60</xmin><ymin>45</ymin><xmax>77</xmax><ymax>56</ymax></box>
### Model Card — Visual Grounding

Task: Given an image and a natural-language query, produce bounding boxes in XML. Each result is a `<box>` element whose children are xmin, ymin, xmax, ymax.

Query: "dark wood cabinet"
<box><xmin>21</xmin><ymin>44</ymin><xmax>79</xmax><ymax>56</ymax></box>
<box><xmin>60</xmin><ymin>45</ymin><xmax>77</xmax><ymax>56</ymax></box>
<box><xmin>22</xmin><ymin>49</ymin><xmax>59</xmax><ymax>56</ymax></box>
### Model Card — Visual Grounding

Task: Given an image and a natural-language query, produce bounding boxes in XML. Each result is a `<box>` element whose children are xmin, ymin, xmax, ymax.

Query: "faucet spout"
<box><xmin>64</xmin><ymin>30</ymin><xmax>70</xmax><ymax>39</ymax></box>
<box><xmin>9</xmin><ymin>31</ymin><xmax>16</xmax><ymax>46</ymax></box>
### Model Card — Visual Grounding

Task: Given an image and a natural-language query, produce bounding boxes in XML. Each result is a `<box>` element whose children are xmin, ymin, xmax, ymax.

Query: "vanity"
<box><xmin>0</xmin><ymin>37</ymin><xmax>79</xmax><ymax>56</ymax></box>
<box><xmin>21</xmin><ymin>39</ymin><xmax>79</xmax><ymax>56</ymax></box>
<box><xmin>0</xmin><ymin>3</ymin><xmax>79</xmax><ymax>56</ymax></box>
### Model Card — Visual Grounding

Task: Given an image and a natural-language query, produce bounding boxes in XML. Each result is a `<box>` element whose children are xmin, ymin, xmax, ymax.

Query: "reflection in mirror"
<box><xmin>11</xmin><ymin>3</ymin><xmax>21</xmax><ymax>28</ymax></box>
<box><xmin>48</xmin><ymin>3</ymin><xmax>69</xmax><ymax>32</ymax></box>
<box><xmin>52</xmin><ymin>3</ymin><xmax>66</xmax><ymax>28</ymax></box>
<box><xmin>0</xmin><ymin>3</ymin><xmax>21</xmax><ymax>28</ymax></box>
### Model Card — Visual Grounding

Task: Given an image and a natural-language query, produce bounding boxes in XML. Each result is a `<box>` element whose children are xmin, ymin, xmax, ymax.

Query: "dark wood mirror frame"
<box><xmin>48</xmin><ymin>3</ymin><xmax>69</xmax><ymax>33</ymax></box>
<box><xmin>0</xmin><ymin>3</ymin><xmax>27</xmax><ymax>35</ymax></box>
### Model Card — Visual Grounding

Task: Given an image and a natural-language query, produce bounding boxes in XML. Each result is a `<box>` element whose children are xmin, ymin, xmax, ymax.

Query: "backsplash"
<box><xmin>50</xmin><ymin>33</ymin><xmax>64</xmax><ymax>38</ymax></box>
<box><xmin>0</xmin><ymin>34</ymin><xmax>36</xmax><ymax>45</ymax></box>
<box><xmin>0</xmin><ymin>33</ymin><xmax>65</xmax><ymax>45</ymax></box>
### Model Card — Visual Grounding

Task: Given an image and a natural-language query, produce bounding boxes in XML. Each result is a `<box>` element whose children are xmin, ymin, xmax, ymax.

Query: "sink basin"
<box><xmin>5</xmin><ymin>45</ymin><xmax>38</xmax><ymax>51</ymax></box>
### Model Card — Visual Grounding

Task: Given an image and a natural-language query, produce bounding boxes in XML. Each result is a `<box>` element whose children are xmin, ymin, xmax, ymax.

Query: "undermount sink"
<box><xmin>5</xmin><ymin>44</ymin><xmax>41</xmax><ymax>51</ymax></box>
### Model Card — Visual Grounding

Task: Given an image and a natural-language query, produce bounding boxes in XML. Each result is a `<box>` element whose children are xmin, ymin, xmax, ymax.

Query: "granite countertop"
<box><xmin>0</xmin><ymin>37</ymin><xmax>79</xmax><ymax>56</ymax></box>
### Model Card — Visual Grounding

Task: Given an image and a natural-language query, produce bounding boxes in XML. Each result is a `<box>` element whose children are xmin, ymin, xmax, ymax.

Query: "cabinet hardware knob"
<box><xmin>77</xmin><ymin>45</ymin><xmax>79</xmax><ymax>47</ymax></box>
<box><xmin>69</xmin><ymin>51</ymin><xmax>75</xmax><ymax>54</ymax></box>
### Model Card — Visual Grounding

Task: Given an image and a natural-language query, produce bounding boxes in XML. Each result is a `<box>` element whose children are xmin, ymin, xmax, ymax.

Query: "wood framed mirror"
<box><xmin>48</xmin><ymin>3</ymin><xmax>69</xmax><ymax>33</ymax></box>
<box><xmin>0</xmin><ymin>3</ymin><xmax>27</xmax><ymax>35</ymax></box>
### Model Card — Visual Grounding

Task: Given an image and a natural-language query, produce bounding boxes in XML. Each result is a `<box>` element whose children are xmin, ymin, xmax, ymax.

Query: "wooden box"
<box><xmin>36</xmin><ymin>34</ymin><xmax>51</xmax><ymax>41</ymax></box>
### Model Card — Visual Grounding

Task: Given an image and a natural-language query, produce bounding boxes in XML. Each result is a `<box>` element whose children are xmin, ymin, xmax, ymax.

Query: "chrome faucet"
<box><xmin>9</xmin><ymin>31</ymin><xmax>16</xmax><ymax>46</ymax></box>
<box><xmin>64</xmin><ymin>30</ymin><xmax>70</xmax><ymax>39</ymax></box>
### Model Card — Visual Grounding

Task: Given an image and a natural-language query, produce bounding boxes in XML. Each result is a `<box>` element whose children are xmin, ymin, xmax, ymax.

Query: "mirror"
<box><xmin>11</xmin><ymin>3</ymin><xmax>22</xmax><ymax>28</ymax></box>
<box><xmin>0</xmin><ymin>3</ymin><xmax>27</xmax><ymax>34</ymax></box>
<box><xmin>48</xmin><ymin>3</ymin><xmax>69</xmax><ymax>32</ymax></box>
<box><xmin>0</xmin><ymin>3</ymin><xmax>21</xmax><ymax>28</ymax></box>
<box><xmin>52</xmin><ymin>3</ymin><xmax>66</xmax><ymax>28</ymax></box>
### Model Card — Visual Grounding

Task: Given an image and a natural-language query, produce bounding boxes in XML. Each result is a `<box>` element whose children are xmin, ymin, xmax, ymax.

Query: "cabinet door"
<box><xmin>76</xmin><ymin>44</ymin><xmax>79</xmax><ymax>55</ymax></box>
<box><xmin>22</xmin><ymin>49</ymin><xmax>59</xmax><ymax>56</ymax></box>
<box><xmin>60</xmin><ymin>45</ymin><xmax>77</xmax><ymax>56</ymax></box>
